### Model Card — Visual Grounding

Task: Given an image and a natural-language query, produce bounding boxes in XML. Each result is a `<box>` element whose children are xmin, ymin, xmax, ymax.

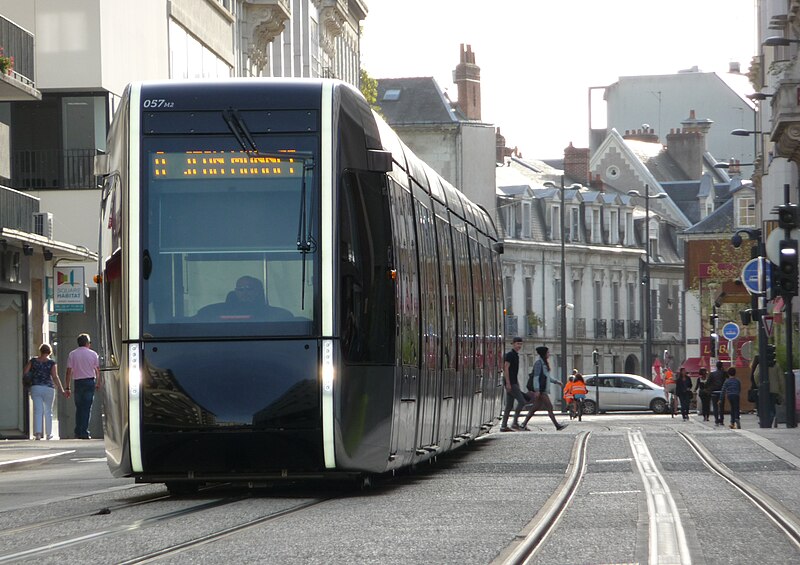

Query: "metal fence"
<box><xmin>0</xmin><ymin>185</ymin><xmax>38</xmax><ymax>231</ymax></box>
<box><xmin>0</xmin><ymin>15</ymin><xmax>34</xmax><ymax>83</ymax></box>
<box><xmin>12</xmin><ymin>149</ymin><xmax>100</xmax><ymax>190</ymax></box>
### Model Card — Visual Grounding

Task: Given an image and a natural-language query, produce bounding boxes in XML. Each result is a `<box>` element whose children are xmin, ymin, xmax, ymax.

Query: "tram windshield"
<box><xmin>141</xmin><ymin>135</ymin><xmax>318</xmax><ymax>338</ymax></box>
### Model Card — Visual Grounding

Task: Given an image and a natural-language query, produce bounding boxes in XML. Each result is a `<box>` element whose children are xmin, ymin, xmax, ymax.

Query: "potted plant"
<box><xmin>0</xmin><ymin>48</ymin><xmax>14</xmax><ymax>75</ymax></box>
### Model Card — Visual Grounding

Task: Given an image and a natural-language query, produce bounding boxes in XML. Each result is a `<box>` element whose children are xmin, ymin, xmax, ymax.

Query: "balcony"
<box><xmin>628</xmin><ymin>320</ymin><xmax>642</xmax><ymax>339</ymax></box>
<box><xmin>574</xmin><ymin>318</ymin><xmax>586</xmax><ymax>338</ymax></box>
<box><xmin>0</xmin><ymin>15</ymin><xmax>40</xmax><ymax>101</ymax></box>
<box><xmin>612</xmin><ymin>319</ymin><xmax>625</xmax><ymax>339</ymax></box>
<box><xmin>0</xmin><ymin>184</ymin><xmax>38</xmax><ymax>230</ymax></box>
<box><xmin>12</xmin><ymin>149</ymin><xmax>100</xmax><ymax>190</ymax></box>
<box><xmin>504</xmin><ymin>315</ymin><xmax>518</xmax><ymax>337</ymax></box>
<box><xmin>594</xmin><ymin>318</ymin><xmax>607</xmax><ymax>339</ymax></box>
<box><xmin>653</xmin><ymin>319</ymin><xmax>663</xmax><ymax>339</ymax></box>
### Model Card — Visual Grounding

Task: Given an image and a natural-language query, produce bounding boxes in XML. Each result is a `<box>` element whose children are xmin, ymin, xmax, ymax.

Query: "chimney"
<box><xmin>563</xmin><ymin>142</ymin><xmax>590</xmax><ymax>185</ymax></box>
<box><xmin>622</xmin><ymin>127</ymin><xmax>659</xmax><ymax>143</ymax></box>
<box><xmin>454</xmin><ymin>44</ymin><xmax>481</xmax><ymax>120</ymax></box>
<box><xmin>496</xmin><ymin>127</ymin><xmax>507</xmax><ymax>164</ymax></box>
<box><xmin>665</xmin><ymin>110</ymin><xmax>712</xmax><ymax>179</ymax></box>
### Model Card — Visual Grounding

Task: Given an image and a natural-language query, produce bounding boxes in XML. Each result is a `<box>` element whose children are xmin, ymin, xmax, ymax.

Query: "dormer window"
<box><xmin>570</xmin><ymin>207</ymin><xmax>580</xmax><ymax>242</ymax></box>
<box><xmin>609</xmin><ymin>209</ymin><xmax>619</xmax><ymax>244</ymax></box>
<box><xmin>551</xmin><ymin>204</ymin><xmax>562</xmax><ymax>240</ymax></box>
<box><xmin>521</xmin><ymin>202</ymin><xmax>531</xmax><ymax>238</ymax></box>
<box><xmin>591</xmin><ymin>208</ymin><xmax>601</xmax><ymax>243</ymax></box>
<box><xmin>735</xmin><ymin>195</ymin><xmax>756</xmax><ymax>228</ymax></box>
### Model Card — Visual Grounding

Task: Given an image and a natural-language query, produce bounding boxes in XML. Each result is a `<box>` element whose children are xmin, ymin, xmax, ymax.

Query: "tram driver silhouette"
<box><xmin>196</xmin><ymin>275</ymin><xmax>293</xmax><ymax>321</ymax></box>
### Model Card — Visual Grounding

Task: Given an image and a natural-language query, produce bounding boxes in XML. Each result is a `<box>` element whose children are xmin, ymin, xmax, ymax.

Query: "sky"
<box><xmin>360</xmin><ymin>0</ymin><xmax>758</xmax><ymax>159</ymax></box>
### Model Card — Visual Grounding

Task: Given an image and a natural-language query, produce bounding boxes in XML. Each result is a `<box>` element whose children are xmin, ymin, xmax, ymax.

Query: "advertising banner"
<box><xmin>54</xmin><ymin>266</ymin><xmax>85</xmax><ymax>313</ymax></box>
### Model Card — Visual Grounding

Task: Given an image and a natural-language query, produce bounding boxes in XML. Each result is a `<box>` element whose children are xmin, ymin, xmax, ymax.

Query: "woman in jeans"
<box><xmin>23</xmin><ymin>344</ymin><xmax>66</xmax><ymax>440</ymax></box>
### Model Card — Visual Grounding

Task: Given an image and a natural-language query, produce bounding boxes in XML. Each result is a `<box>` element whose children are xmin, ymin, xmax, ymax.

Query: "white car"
<box><xmin>581</xmin><ymin>373</ymin><xmax>668</xmax><ymax>414</ymax></box>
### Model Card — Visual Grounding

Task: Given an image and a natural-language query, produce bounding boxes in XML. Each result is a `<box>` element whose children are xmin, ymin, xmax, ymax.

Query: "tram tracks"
<box><xmin>678</xmin><ymin>430</ymin><xmax>800</xmax><ymax>550</ymax></box>
<box><xmin>498</xmin><ymin>426</ymin><xmax>800</xmax><ymax>565</ymax></box>
<box><xmin>0</xmin><ymin>491</ymin><xmax>331</xmax><ymax>564</ymax></box>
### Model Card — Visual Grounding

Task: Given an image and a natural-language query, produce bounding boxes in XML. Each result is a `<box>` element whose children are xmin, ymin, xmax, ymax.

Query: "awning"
<box><xmin>680</xmin><ymin>357</ymin><xmax>706</xmax><ymax>376</ymax></box>
<box><xmin>0</xmin><ymin>227</ymin><xmax>97</xmax><ymax>262</ymax></box>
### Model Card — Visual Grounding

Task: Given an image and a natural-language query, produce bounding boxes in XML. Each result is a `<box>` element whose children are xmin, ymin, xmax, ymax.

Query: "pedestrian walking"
<box><xmin>520</xmin><ymin>346</ymin><xmax>567</xmax><ymax>431</ymax></box>
<box><xmin>65</xmin><ymin>333</ymin><xmax>101</xmax><ymax>439</ymax></box>
<box><xmin>721</xmin><ymin>367</ymin><xmax>742</xmax><ymax>429</ymax></box>
<box><xmin>675</xmin><ymin>368</ymin><xmax>692</xmax><ymax>421</ymax></box>
<box><xmin>695</xmin><ymin>367</ymin><xmax>711</xmax><ymax>421</ymax></box>
<box><xmin>23</xmin><ymin>343</ymin><xmax>66</xmax><ymax>440</ymax></box>
<box><xmin>708</xmin><ymin>361</ymin><xmax>727</xmax><ymax>426</ymax></box>
<box><xmin>500</xmin><ymin>337</ymin><xmax>529</xmax><ymax>432</ymax></box>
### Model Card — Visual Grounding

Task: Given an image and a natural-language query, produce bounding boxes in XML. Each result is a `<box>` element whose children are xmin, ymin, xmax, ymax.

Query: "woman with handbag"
<box><xmin>22</xmin><ymin>344</ymin><xmax>66</xmax><ymax>440</ymax></box>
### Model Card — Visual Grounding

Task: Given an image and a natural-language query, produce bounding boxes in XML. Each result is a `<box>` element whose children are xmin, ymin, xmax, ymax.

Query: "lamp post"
<box><xmin>628</xmin><ymin>186</ymin><xmax>668</xmax><ymax>380</ymax></box>
<box><xmin>545</xmin><ymin>178</ymin><xmax>581</xmax><ymax>395</ymax></box>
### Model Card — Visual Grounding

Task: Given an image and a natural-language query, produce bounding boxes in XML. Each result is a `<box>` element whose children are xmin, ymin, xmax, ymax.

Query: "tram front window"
<box><xmin>142</xmin><ymin>140</ymin><xmax>317</xmax><ymax>338</ymax></box>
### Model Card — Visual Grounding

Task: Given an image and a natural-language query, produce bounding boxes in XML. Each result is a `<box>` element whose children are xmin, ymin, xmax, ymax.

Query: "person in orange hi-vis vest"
<box><xmin>664</xmin><ymin>367</ymin><xmax>677</xmax><ymax>417</ymax></box>
<box><xmin>570</xmin><ymin>374</ymin><xmax>589</xmax><ymax>421</ymax></box>
<box><xmin>563</xmin><ymin>373</ymin><xmax>576</xmax><ymax>419</ymax></box>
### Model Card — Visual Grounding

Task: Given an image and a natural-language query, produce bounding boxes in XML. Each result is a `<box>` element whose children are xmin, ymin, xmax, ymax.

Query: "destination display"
<box><xmin>150</xmin><ymin>151</ymin><xmax>306</xmax><ymax>179</ymax></box>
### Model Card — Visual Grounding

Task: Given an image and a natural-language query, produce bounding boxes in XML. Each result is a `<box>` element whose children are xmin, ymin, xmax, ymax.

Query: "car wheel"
<box><xmin>651</xmin><ymin>397</ymin><xmax>668</xmax><ymax>414</ymax></box>
<box><xmin>583</xmin><ymin>399</ymin><xmax>597</xmax><ymax>415</ymax></box>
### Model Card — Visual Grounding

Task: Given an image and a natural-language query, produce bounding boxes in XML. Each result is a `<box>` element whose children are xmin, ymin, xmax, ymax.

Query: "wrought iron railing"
<box><xmin>12</xmin><ymin>149</ymin><xmax>100</xmax><ymax>190</ymax></box>
<box><xmin>653</xmin><ymin>319</ymin><xmax>663</xmax><ymax>339</ymax></box>
<box><xmin>628</xmin><ymin>319</ymin><xmax>642</xmax><ymax>339</ymax></box>
<box><xmin>595</xmin><ymin>318</ymin><xmax>607</xmax><ymax>339</ymax></box>
<box><xmin>575</xmin><ymin>318</ymin><xmax>586</xmax><ymax>338</ymax></box>
<box><xmin>612</xmin><ymin>319</ymin><xmax>625</xmax><ymax>339</ymax></box>
<box><xmin>505</xmin><ymin>315</ymin><xmax>518</xmax><ymax>337</ymax></box>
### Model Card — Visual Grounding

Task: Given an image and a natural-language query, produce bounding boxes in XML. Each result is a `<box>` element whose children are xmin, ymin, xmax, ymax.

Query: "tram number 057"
<box><xmin>143</xmin><ymin>99</ymin><xmax>175</xmax><ymax>109</ymax></box>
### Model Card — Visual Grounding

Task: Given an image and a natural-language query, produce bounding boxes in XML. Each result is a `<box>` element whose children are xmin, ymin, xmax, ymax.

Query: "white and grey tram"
<box><xmin>95</xmin><ymin>78</ymin><xmax>504</xmax><ymax>491</ymax></box>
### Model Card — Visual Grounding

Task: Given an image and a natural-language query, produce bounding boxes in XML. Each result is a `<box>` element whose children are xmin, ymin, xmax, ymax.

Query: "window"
<box><xmin>609</xmin><ymin>210</ymin><xmax>619</xmax><ymax>244</ymax></box>
<box><xmin>382</xmin><ymin>89</ymin><xmax>401</xmax><ymax>101</ymax></box>
<box><xmin>612</xmin><ymin>282</ymin><xmax>620</xmax><ymax>320</ymax></box>
<box><xmin>594</xmin><ymin>280</ymin><xmax>602</xmax><ymax>319</ymax></box>
<box><xmin>551</xmin><ymin>204</ymin><xmax>561</xmax><ymax>240</ymax></box>
<box><xmin>736</xmin><ymin>196</ymin><xmax>756</xmax><ymax>228</ymax></box>
<box><xmin>522</xmin><ymin>202</ymin><xmax>531</xmax><ymax>238</ymax></box>
<box><xmin>591</xmin><ymin>208</ymin><xmax>601</xmax><ymax>243</ymax></box>
<box><xmin>570</xmin><ymin>208</ymin><xmax>580</xmax><ymax>242</ymax></box>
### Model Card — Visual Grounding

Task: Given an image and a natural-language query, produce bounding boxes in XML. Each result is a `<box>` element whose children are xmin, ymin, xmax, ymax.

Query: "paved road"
<box><xmin>1</xmin><ymin>413</ymin><xmax>799</xmax><ymax>564</ymax></box>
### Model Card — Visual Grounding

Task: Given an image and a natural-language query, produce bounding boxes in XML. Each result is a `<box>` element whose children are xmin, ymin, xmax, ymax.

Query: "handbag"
<box><xmin>22</xmin><ymin>358</ymin><xmax>35</xmax><ymax>387</ymax></box>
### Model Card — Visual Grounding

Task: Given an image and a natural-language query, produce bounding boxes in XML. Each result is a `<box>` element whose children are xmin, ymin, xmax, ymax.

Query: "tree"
<box><xmin>360</xmin><ymin>68</ymin><xmax>381</xmax><ymax>115</ymax></box>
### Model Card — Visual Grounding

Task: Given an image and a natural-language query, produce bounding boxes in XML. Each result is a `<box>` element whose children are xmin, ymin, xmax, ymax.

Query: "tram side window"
<box><xmin>339</xmin><ymin>171</ymin><xmax>394</xmax><ymax>364</ymax></box>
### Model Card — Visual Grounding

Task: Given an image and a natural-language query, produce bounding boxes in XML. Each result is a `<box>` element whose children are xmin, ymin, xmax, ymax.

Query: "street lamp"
<box><xmin>763</xmin><ymin>36</ymin><xmax>800</xmax><ymax>47</ymax></box>
<box><xmin>746</xmin><ymin>92</ymin><xmax>774</xmax><ymax>101</ymax></box>
<box><xmin>730</xmin><ymin>129</ymin><xmax>763</xmax><ymax>137</ymax></box>
<box><xmin>731</xmin><ymin>228</ymin><xmax>771</xmax><ymax>428</ymax></box>
<box><xmin>544</xmin><ymin>178</ymin><xmax>581</xmax><ymax>394</ymax></box>
<box><xmin>627</xmin><ymin>186</ymin><xmax>668</xmax><ymax>380</ymax></box>
<box><xmin>714</xmin><ymin>162</ymin><xmax>755</xmax><ymax>169</ymax></box>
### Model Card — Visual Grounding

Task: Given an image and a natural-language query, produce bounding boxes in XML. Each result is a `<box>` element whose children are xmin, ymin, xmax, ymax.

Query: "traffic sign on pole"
<box><xmin>763</xmin><ymin>315</ymin><xmax>774</xmax><ymax>338</ymax></box>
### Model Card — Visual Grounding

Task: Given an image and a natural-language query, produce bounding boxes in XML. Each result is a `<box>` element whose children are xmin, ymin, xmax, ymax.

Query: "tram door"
<box><xmin>433</xmin><ymin>202</ymin><xmax>456</xmax><ymax>446</ymax></box>
<box><xmin>450</xmin><ymin>217</ymin><xmax>473</xmax><ymax>437</ymax></box>
<box><xmin>387</xmin><ymin>179</ymin><xmax>419</xmax><ymax>459</ymax></box>
<box><xmin>413</xmin><ymin>184</ymin><xmax>441</xmax><ymax>449</ymax></box>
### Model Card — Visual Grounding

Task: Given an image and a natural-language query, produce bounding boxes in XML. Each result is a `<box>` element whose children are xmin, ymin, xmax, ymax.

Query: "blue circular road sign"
<box><xmin>722</xmin><ymin>322</ymin><xmax>740</xmax><ymax>341</ymax></box>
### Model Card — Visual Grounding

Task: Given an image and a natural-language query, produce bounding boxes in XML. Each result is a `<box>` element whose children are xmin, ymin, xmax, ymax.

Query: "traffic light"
<box><xmin>710</xmin><ymin>332</ymin><xmax>719</xmax><ymax>358</ymax></box>
<box><xmin>592</xmin><ymin>348</ymin><xmax>599</xmax><ymax>366</ymax></box>
<box><xmin>777</xmin><ymin>203</ymin><xmax>800</xmax><ymax>231</ymax></box>
<box><xmin>775</xmin><ymin>239</ymin><xmax>799</xmax><ymax>296</ymax></box>
<box><xmin>767</xmin><ymin>343</ymin><xmax>777</xmax><ymax>367</ymax></box>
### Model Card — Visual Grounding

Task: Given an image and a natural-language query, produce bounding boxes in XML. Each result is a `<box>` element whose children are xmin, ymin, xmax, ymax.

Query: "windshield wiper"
<box><xmin>297</xmin><ymin>159</ymin><xmax>316</xmax><ymax>309</ymax></box>
<box><xmin>222</xmin><ymin>108</ymin><xmax>258</xmax><ymax>152</ymax></box>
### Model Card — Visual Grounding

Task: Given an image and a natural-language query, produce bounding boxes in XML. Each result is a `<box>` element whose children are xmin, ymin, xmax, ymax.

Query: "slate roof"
<box><xmin>682</xmin><ymin>198</ymin><xmax>735</xmax><ymax>235</ymax></box>
<box><xmin>376</xmin><ymin>77</ymin><xmax>464</xmax><ymax>125</ymax></box>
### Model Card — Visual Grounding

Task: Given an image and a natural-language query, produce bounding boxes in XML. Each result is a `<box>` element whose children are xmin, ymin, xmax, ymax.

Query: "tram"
<box><xmin>94</xmin><ymin>79</ymin><xmax>503</xmax><ymax>490</ymax></box>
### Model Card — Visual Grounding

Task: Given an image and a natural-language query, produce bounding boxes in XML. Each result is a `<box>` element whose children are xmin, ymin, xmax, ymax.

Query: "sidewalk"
<box><xmin>0</xmin><ymin>438</ymin><xmax>100</xmax><ymax>471</ymax></box>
